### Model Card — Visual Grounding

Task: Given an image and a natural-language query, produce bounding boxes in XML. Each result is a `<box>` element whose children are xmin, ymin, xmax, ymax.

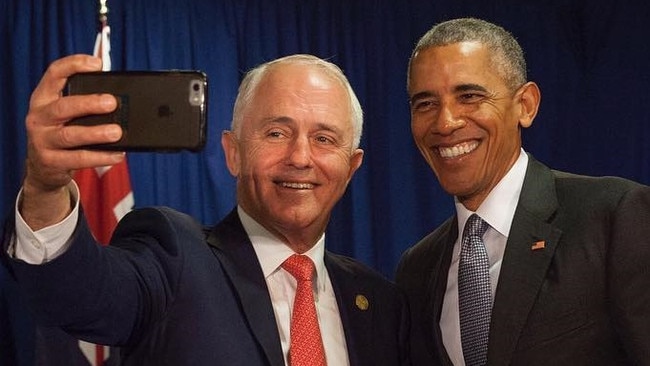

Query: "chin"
<box><xmin>439</xmin><ymin>180</ymin><xmax>475</xmax><ymax>198</ymax></box>
<box><xmin>275</xmin><ymin>208</ymin><xmax>317</xmax><ymax>225</ymax></box>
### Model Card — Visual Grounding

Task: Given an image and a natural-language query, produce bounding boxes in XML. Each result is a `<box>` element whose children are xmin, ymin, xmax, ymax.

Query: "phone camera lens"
<box><xmin>189</xmin><ymin>80</ymin><xmax>204</xmax><ymax>107</ymax></box>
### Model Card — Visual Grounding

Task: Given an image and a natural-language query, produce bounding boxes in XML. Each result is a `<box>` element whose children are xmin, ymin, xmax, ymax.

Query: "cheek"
<box><xmin>320</xmin><ymin>153</ymin><xmax>355</xmax><ymax>182</ymax></box>
<box><xmin>241</xmin><ymin>143</ymin><xmax>277</xmax><ymax>170</ymax></box>
<box><xmin>410</xmin><ymin>118</ymin><xmax>429</xmax><ymax>142</ymax></box>
<box><xmin>488</xmin><ymin>116</ymin><xmax>521</xmax><ymax>146</ymax></box>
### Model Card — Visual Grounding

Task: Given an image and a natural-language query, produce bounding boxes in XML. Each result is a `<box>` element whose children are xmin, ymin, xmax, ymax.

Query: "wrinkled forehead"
<box><xmin>260</xmin><ymin>62</ymin><xmax>348</xmax><ymax>93</ymax></box>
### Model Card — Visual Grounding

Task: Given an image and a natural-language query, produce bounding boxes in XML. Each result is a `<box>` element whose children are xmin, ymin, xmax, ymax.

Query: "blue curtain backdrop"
<box><xmin>1</xmin><ymin>0</ymin><xmax>649</xmax><ymax>364</ymax></box>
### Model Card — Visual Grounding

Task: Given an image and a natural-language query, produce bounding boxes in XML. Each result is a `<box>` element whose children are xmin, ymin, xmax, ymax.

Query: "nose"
<box><xmin>433</xmin><ymin>104</ymin><xmax>466</xmax><ymax>135</ymax></box>
<box><xmin>286</xmin><ymin>136</ymin><xmax>313</xmax><ymax>168</ymax></box>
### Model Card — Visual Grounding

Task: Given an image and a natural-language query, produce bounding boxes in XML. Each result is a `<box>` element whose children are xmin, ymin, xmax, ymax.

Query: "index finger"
<box><xmin>30</xmin><ymin>54</ymin><xmax>103</xmax><ymax>108</ymax></box>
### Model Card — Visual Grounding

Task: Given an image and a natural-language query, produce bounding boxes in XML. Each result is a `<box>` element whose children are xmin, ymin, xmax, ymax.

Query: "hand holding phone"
<box><xmin>65</xmin><ymin>71</ymin><xmax>208</xmax><ymax>152</ymax></box>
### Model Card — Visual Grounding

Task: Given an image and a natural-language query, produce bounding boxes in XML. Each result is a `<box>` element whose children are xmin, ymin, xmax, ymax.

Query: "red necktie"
<box><xmin>282</xmin><ymin>254</ymin><xmax>327</xmax><ymax>366</ymax></box>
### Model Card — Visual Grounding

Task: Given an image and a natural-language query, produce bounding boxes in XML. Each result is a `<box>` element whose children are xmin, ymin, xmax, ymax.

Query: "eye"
<box><xmin>315</xmin><ymin>135</ymin><xmax>335</xmax><ymax>145</ymax></box>
<box><xmin>459</xmin><ymin>93</ymin><xmax>484</xmax><ymax>103</ymax></box>
<box><xmin>266</xmin><ymin>129</ymin><xmax>287</xmax><ymax>139</ymax></box>
<box><xmin>411</xmin><ymin>99</ymin><xmax>438</xmax><ymax>112</ymax></box>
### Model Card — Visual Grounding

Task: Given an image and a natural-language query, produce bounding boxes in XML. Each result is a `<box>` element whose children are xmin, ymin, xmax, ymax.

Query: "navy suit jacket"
<box><xmin>2</xmin><ymin>208</ymin><xmax>409</xmax><ymax>365</ymax></box>
<box><xmin>396</xmin><ymin>155</ymin><xmax>650</xmax><ymax>366</ymax></box>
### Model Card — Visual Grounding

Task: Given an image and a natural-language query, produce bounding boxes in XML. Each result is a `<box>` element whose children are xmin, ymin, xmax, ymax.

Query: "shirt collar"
<box><xmin>237</xmin><ymin>206</ymin><xmax>327</xmax><ymax>291</ymax></box>
<box><xmin>455</xmin><ymin>149</ymin><xmax>528</xmax><ymax>237</ymax></box>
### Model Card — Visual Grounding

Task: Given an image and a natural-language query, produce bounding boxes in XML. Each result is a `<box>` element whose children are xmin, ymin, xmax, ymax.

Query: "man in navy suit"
<box><xmin>2</xmin><ymin>54</ymin><xmax>409</xmax><ymax>365</ymax></box>
<box><xmin>396</xmin><ymin>18</ymin><xmax>650</xmax><ymax>365</ymax></box>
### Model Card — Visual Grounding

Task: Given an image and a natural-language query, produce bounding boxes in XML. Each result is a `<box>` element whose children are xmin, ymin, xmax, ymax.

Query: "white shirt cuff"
<box><xmin>13</xmin><ymin>181</ymin><xmax>80</xmax><ymax>264</ymax></box>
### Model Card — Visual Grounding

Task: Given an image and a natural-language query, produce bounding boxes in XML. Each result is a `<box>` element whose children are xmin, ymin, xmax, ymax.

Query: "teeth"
<box><xmin>438</xmin><ymin>141</ymin><xmax>478</xmax><ymax>158</ymax></box>
<box><xmin>281</xmin><ymin>182</ymin><xmax>314</xmax><ymax>189</ymax></box>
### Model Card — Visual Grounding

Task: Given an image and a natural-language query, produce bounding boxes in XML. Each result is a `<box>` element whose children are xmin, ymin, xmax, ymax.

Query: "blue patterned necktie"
<box><xmin>458</xmin><ymin>214</ymin><xmax>491</xmax><ymax>366</ymax></box>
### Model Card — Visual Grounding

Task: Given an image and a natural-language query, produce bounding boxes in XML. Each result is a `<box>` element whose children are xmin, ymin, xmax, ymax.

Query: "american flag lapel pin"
<box><xmin>531</xmin><ymin>240</ymin><xmax>546</xmax><ymax>251</ymax></box>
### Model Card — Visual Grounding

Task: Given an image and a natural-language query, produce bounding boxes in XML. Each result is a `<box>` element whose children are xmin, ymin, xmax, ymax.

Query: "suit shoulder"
<box><xmin>400</xmin><ymin>216</ymin><xmax>454</xmax><ymax>261</ymax></box>
<box><xmin>112</xmin><ymin>206</ymin><xmax>207</xmax><ymax>251</ymax></box>
<box><xmin>118</xmin><ymin>206</ymin><xmax>203</xmax><ymax>230</ymax></box>
<box><xmin>553</xmin><ymin>169</ymin><xmax>644</xmax><ymax>189</ymax></box>
<box><xmin>326</xmin><ymin>253</ymin><xmax>384</xmax><ymax>279</ymax></box>
<box><xmin>552</xmin><ymin>170</ymin><xmax>647</xmax><ymax>204</ymax></box>
<box><xmin>325</xmin><ymin>253</ymin><xmax>401</xmax><ymax>289</ymax></box>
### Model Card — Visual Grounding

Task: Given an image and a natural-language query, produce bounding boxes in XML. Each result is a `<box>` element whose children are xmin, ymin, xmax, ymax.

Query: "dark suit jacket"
<box><xmin>2</xmin><ymin>208</ymin><xmax>409</xmax><ymax>366</ymax></box>
<box><xmin>396</xmin><ymin>155</ymin><xmax>650</xmax><ymax>366</ymax></box>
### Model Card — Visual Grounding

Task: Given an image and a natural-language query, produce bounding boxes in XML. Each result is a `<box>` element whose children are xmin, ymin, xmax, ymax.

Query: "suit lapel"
<box><xmin>325</xmin><ymin>253</ymin><xmax>373</xmax><ymax>366</ymax></box>
<box><xmin>487</xmin><ymin>156</ymin><xmax>563</xmax><ymax>365</ymax></box>
<box><xmin>206</xmin><ymin>210</ymin><xmax>285</xmax><ymax>366</ymax></box>
<box><xmin>430</xmin><ymin>221</ymin><xmax>458</xmax><ymax>366</ymax></box>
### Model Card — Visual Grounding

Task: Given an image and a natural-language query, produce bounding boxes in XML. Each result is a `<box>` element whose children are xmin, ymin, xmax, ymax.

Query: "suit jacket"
<box><xmin>2</xmin><ymin>208</ymin><xmax>409</xmax><ymax>366</ymax></box>
<box><xmin>396</xmin><ymin>155</ymin><xmax>650</xmax><ymax>366</ymax></box>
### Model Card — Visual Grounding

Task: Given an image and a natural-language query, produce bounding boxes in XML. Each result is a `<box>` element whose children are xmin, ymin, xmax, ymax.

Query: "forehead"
<box><xmin>258</xmin><ymin>63</ymin><xmax>346</xmax><ymax>97</ymax></box>
<box><xmin>247</xmin><ymin>63</ymin><xmax>352</xmax><ymax>123</ymax></box>
<box><xmin>408</xmin><ymin>42</ymin><xmax>499</xmax><ymax>93</ymax></box>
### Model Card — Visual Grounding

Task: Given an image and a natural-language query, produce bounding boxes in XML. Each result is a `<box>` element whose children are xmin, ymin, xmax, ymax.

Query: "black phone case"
<box><xmin>65</xmin><ymin>71</ymin><xmax>207</xmax><ymax>152</ymax></box>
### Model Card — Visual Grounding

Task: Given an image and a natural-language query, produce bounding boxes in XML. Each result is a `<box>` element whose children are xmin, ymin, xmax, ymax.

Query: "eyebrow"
<box><xmin>314</xmin><ymin>122</ymin><xmax>344</xmax><ymax>137</ymax></box>
<box><xmin>454</xmin><ymin>83</ymin><xmax>488</xmax><ymax>93</ymax></box>
<box><xmin>409</xmin><ymin>83</ymin><xmax>489</xmax><ymax>105</ymax></box>
<box><xmin>262</xmin><ymin>116</ymin><xmax>294</xmax><ymax>125</ymax></box>
<box><xmin>260</xmin><ymin>117</ymin><xmax>345</xmax><ymax>136</ymax></box>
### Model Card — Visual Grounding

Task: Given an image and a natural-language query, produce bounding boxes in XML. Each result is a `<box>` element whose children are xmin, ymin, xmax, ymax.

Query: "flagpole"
<box><xmin>95</xmin><ymin>3</ymin><xmax>108</xmax><ymax>366</ymax></box>
<box><xmin>98</xmin><ymin>0</ymin><xmax>108</xmax><ymax>24</ymax></box>
<box><xmin>94</xmin><ymin>0</ymin><xmax>111</xmax><ymax>71</ymax></box>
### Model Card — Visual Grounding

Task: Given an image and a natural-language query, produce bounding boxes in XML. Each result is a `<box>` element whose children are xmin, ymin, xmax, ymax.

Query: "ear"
<box><xmin>347</xmin><ymin>148</ymin><xmax>364</xmax><ymax>180</ymax></box>
<box><xmin>221</xmin><ymin>131</ymin><xmax>240</xmax><ymax>177</ymax></box>
<box><xmin>516</xmin><ymin>81</ymin><xmax>541</xmax><ymax>129</ymax></box>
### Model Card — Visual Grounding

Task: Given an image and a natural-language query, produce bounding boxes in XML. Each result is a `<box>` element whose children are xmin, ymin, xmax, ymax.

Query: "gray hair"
<box><xmin>408</xmin><ymin>18</ymin><xmax>527</xmax><ymax>92</ymax></box>
<box><xmin>231</xmin><ymin>54</ymin><xmax>363</xmax><ymax>150</ymax></box>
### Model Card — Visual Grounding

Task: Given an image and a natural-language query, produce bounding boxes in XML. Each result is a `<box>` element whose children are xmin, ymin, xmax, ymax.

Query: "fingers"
<box><xmin>26</xmin><ymin>92</ymin><xmax>121</xmax><ymax>153</ymax></box>
<box><xmin>25</xmin><ymin>120</ymin><xmax>125</xmax><ymax>190</ymax></box>
<box><xmin>31</xmin><ymin>93</ymin><xmax>117</xmax><ymax>128</ymax></box>
<box><xmin>30</xmin><ymin>54</ymin><xmax>103</xmax><ymax>108</ymax></box>
<box><xmin>23</xmin><ymin>54</ymin><xmax>123</xmax><ymax>191</ymax></box>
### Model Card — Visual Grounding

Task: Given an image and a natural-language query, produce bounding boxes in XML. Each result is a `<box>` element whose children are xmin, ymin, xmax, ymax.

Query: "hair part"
<box><xmin>231</xmin><ymin>54</ymin><xmax>364</xmax><ymax>150</ymax></box>
<box><xmin>408</xmin><ymin>18</ymin><xmax>527</xmax><ymax>92</ymax></box>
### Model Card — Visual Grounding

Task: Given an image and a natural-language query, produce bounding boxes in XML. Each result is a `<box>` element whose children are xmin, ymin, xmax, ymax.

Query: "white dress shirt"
<box><xmin>440</xmin><ymin>149</ymin><xmax>528</xmax><ymax>366</ymax></box>
<box><xmin>239</xmin><ymin>207</ymin><xmax>349</xmax><ymax>366</ymax></box>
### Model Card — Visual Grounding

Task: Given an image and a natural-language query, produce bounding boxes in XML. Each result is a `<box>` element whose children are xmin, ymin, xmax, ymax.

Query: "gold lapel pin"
<box><xmin>531</xmin><ymin>240</ymin><xmax>546</xmax><ymax>251</ymax></box>
<box><xmin>355</xmin><ymin>294</ymin><xmax>369</xmax><ymax>311</ymax></box>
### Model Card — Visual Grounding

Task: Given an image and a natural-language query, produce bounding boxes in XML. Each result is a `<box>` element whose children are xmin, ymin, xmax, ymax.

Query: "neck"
<box><xmin>273</xmin><ymin>227</ymin><xmax>323</xmax><ymax>254</ymax></box>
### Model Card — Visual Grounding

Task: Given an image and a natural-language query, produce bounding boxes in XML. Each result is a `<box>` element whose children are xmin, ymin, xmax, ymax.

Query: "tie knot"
<box><xmin>464</xmin><ymin>214</ymin><xmax>489</xmax><ymax>239</ymax></box>
<box><xmin>282</xmin><ymin>254</ymin><xmax>315</xmax><ymax>282</ymax></box>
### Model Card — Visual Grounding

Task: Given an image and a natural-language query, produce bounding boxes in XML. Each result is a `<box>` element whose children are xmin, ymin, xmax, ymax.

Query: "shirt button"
<box><xmin>31</xmin><ymin>240</ymin><xmax>42</xmax><ymax>250</ymax></box>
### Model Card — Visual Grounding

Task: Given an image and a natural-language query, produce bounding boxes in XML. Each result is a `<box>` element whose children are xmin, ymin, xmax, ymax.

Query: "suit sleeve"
<box><xmin>2</xmin><ymin>207</ymin><xmax>200</xmax><ymax>347</ymax></box>
<box><xmin>608</xmin><ymin>185</ymin><xmax>650</xmax><ymax>365</ymax></box>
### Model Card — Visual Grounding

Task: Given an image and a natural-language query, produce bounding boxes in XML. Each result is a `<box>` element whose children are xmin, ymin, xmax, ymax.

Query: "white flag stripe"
<box><xmin>79</xmin><ymin>340</ymin><xmax>110</xmax><ymax>363</ymax></box>
<box><xmin>93</xmin><ymin>25</ymin><xmax>111</xmax><ymax>71</ymax></box>
<box><xmin>94</xmin><ymin>165</ymin><xmax>111</xmax><ymax>178</ymax></box>
<box><xmin>113</xmin><ymin>191</ymin><xmax>135</xmax><ymax>222</ymax></box>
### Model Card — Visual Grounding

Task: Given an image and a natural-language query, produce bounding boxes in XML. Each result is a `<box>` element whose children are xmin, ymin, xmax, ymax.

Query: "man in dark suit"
<box><xmin>396</xmin><ymin>17</ymin><xmax>650</xmax><ymax>365</ymax></box>
<box><xmin>1</xmin><ymin>54</ymin><xmax>409</xmax><ymax>365</ymax></box>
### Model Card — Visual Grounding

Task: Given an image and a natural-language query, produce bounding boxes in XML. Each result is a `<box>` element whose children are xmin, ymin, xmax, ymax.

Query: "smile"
<box><xmin>438</xmin><ymin>141</ymin><xmax>479</xmax><ymax>158</ymax></box>
<box><xmin>280</xmin><ymin>182</ymin><xmax>314</xmax><ymax>189</ymax></box>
